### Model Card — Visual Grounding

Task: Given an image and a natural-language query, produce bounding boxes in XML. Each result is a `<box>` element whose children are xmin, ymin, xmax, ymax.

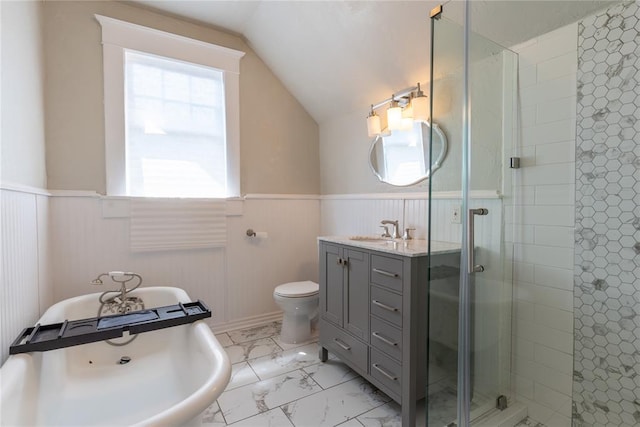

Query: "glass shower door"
<box><xmin>426</xmin><ymin>3</ymin><xmax>518</xmax><ymax>426</ymax></box>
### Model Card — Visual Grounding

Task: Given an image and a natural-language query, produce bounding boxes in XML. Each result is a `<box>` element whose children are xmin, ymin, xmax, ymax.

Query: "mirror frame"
<box><xmin>368</xmin><ymin>120</ymin><xmax>448</xmax><ymax>187</ymax></box>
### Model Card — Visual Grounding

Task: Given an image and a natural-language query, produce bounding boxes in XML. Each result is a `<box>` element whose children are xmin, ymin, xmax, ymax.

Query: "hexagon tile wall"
<box><xmin>573</xmin><ymin>2</ymin><xmax>640</xmax><ymax>426</ymax></box>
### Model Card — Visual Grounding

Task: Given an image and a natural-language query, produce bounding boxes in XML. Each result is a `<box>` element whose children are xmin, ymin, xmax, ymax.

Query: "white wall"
<box><xmin>0</xmin><ymin>188</ymin><xmax>52</xmax><ymax>363</ymax></box>
<box><xmin>0</xmin><ymin>1</ymin><xmax>47</xmax><ymax>188</ymax></box>
<box><xmin>49</xmin><ymin>194</ymin><xmax>320</xmax><ymax>332</ymax></box>
<box><xmin>508</xmin><ymin>23</ymin><xmax>577</xmax><ymax>427</ymax></box>
<box><xmin>0</xmin><ymin>190</ymin><xmax>319</xmax><ymax>363</ymax></box>
<box><xmin>0</xmin><ymin>0</ymin><xmax>52</xmax><ymax>364</ymax></box>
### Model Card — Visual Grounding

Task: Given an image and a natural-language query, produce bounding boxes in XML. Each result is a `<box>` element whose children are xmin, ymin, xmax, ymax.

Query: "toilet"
<box><xmin>273</xmin><ymin>280</ymin><xmax>319</xmax><ymax>344</ymax></box>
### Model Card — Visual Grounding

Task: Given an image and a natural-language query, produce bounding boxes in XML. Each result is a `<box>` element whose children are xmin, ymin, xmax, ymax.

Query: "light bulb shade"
<box><xmin>412</xmin><ymin>95</ymin><xmax>429</xmax><ymax>122</ymax></box>
<box><xmin>387</xmin><ymin>105</ymin><xmax>403</xmax><ymax>131</ymax></box>
<box><xmin>367</xmin><ymin>113</ymin><xmax>381</xmax><ymax>137</ymax></box>
<box><xmin>402</xmin><ymin>103</ymin><xmax>414</xmax><ymax>119</ymax></box>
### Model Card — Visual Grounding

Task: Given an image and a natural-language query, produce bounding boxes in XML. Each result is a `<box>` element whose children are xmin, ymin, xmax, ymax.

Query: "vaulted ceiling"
<box><xmin>131</xmin><ymin>0</ymin><xmax>616</xmax><ymax>124</ymax></box>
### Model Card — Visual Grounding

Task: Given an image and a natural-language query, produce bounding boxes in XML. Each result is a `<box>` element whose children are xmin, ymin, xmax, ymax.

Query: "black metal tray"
<box><xmin>9</xmin><ymin>300</ymin><xmax>211</xmax><ymax>355</ymax></box>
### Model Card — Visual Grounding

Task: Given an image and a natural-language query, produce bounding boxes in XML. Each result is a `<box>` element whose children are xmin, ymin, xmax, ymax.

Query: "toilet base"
<box><xmin>280</xmin><ymin>313</ymin><xmax>311</xmax><ymax>344</ymax></box>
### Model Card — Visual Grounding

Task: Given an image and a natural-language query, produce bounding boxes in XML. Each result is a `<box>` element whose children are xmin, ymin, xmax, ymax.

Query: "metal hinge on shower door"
<box><xmin>496</xmin><ymin>395</ymin><xmax>508</xmax><ymax>410</ymax></box>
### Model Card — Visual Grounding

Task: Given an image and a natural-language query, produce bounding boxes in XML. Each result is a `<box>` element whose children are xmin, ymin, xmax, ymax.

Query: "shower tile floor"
<box><xmin>203</xmin><ymin>321</ymin><xmax>465</xmax><ymax>426</ymax></box>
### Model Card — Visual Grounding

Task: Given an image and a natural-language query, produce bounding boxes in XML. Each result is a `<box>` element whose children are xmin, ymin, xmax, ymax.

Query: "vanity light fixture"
<box><xmin>400</xmin><ymin>96</ymin><xmax>415</xmax><ymax>130</ymax></box>
<box><xmin>387</xmin><ymin>96</ymin><xmax>403</xmax><ymax>131</ymax></box>
<box><xmin>366</xmin><ymin>83</ymin><xmax>427</xmax><ymax>137</ymax></box>
<box><xmin>402</xmin><ymin>96</ymin><xmax>414</xmax><ymax>119</ymax></box>
<box><xmin>412</xmin><ymin>82</ymin><xmax>429</xmax><ymax>122</ymax></box>
<box><xmin>366</xmin><ymin>105</ymin><xmax>381</xmax><ymax>137</ymax></box>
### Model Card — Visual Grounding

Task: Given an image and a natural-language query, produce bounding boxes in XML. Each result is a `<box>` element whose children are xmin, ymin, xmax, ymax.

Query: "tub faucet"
<box><xmin>90</xmin><ymin>271</ymin><xmax>145</xmax><ymax>346</ymax></box>
<box><xmin>380</xmin><ymin>220</ymin><xmax>400</xmax><ymax>239</ymax></box>
<box><xmin>90</xmin><ymin>271</ymin><xmax>144</xmax><ymax>314</ymax></box>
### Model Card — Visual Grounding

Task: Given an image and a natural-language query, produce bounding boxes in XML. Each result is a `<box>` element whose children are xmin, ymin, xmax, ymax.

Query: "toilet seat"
<box><xmin>274</xmin><ymin>281</ymin><xmax>319</xmax><ymax>298</ymax></box>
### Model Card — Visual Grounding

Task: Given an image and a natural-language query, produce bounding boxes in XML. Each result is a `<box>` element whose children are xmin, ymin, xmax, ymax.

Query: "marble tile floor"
<box><xmin>203</xmin><ymin>321</ymin><xmax>464</xmax><ymax>427</ymax></box>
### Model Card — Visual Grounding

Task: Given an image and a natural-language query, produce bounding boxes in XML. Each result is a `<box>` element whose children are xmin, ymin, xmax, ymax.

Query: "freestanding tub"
<box><xmin>0</xmin><ymin>287</ymin><xmax>231</xmax><ymax>426</ymax></box>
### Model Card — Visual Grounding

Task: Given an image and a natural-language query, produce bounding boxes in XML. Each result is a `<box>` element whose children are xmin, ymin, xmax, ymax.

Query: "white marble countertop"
<box><xmin>318</xmin><ymin>236</ymin><xmax>461</xmax><ymax>257</ymax></box>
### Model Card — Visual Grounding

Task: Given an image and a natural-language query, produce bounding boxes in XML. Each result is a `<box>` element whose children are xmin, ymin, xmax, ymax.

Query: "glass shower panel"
<box><xmin>427</xmin><ymin>8</ymin><xmax>518</xmax><ymax>426</ymax></box>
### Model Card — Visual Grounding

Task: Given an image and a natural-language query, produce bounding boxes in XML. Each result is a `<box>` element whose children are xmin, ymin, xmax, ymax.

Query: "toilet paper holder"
<box><xmin>246</xmin><ymin>229</ymin><xmax>268</xmax><ymax>238</ymax></box>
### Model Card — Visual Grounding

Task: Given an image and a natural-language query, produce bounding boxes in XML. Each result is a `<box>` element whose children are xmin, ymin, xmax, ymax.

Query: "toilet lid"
<box><xmin>274</xmin><ymin>281</ymin><xmax>319</xmax><ymax>297</ymax></box>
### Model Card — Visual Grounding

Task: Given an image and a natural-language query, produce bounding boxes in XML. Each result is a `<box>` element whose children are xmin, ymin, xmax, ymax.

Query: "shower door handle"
<box><xmin>468</xmin><ymin>208</ymin><xmax>488</xmax><ymax>274</ymax></box>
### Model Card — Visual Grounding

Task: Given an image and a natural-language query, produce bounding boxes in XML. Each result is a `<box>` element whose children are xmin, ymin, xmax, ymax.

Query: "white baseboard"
<box><xmin>209</xmin><ymin>311</ymin><xmax>283</xmax><ymax>334</ymax></box>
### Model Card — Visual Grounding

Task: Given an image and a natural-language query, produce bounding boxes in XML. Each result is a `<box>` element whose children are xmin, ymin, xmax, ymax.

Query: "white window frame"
<box><xmin>96</xmin><ymin>15</ymin><xmax>245</xmax><ymax>197</ymax></box>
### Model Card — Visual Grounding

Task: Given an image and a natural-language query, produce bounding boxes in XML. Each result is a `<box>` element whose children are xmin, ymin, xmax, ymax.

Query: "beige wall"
<box><xmin>43</xmin><ymin>1</ymin><xmax>319</xmax><ymax>195</ymax></box>
<box><xmin>1</xmin><ymin>0</ymin><xmax>47</xmax><ymax>189</ymax></box>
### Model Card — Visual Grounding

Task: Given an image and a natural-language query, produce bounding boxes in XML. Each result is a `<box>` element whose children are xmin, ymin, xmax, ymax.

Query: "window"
<box><xmin>125</xmin><ymin>52</ymin><xmax>226</xmax><ymax>197</ymax></box>
<box><xmin>97</xmin><ymin>15</ymin><xmax>244</xmax><ymax>197</ymax></box>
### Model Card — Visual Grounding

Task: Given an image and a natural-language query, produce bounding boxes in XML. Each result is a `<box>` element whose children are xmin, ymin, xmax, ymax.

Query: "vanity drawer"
<box><xmin>320</xmin><ymin>320</ymin><xmax>368</xmax><ymax>372</ymax></box>
<box><xmin>370</xmin><ymin>285</ymin><xmax>402</xmax><ymax>327</ymax></box>
<box><xmin>371</xmin><ymin>255</ymin><xmax>403</xmax><ymax>292</ymax></box>
<box><xmin>370</xmin><ymin>348</ymin><xmax>402</xmax><ymax>399</ymax></box>
<box><xmin>370</xmin><ymin>316</ymin><xmax>402</xmax><ymax>361</ymax></box>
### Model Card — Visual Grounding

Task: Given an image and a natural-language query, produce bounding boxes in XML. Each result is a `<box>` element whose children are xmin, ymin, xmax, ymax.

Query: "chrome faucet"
<box><xmin>380</xmin><ymin>220</ymin><xmax>401</xmax><ymax>239</ymax></box>
<box><xmin>90</xmin><ymin>271</ymin><xmax>144</xmax><ymax>314</ymax></box>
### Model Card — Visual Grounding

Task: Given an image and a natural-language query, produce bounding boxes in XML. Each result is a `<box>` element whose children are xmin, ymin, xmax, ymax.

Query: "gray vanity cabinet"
<box><xmin>319</xmin><ymin>243</ymin><xmax>370</xmax><ymax>342</ymax></box>
<box><xmin>319</xmin><ymin>239</ymin><xmax>431</xmax><ymax>427</ymax></box>
<box><xmin>319</xmin><ymin>243</ymin><xmax>344</xmax><ymax>326</ymax></box>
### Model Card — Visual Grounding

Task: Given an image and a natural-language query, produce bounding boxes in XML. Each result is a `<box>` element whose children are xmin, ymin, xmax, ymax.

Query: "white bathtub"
<box><xmin>0</xmin><ymin>287</ymin><xmax>231</xmax><ymax>426</ymax></box>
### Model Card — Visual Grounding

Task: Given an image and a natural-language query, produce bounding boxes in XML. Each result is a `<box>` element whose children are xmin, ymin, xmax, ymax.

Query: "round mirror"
<box><xmin>369</xmin><ymin>120</ymin><xmax>448</xmax><ymax>186</ymax></box>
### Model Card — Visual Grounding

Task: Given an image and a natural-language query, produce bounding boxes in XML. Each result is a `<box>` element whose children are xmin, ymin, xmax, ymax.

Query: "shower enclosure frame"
<box><xmin>426</xmin><ymin>1</ymin><xmax>519</xmax><ymax>426</ymax></box>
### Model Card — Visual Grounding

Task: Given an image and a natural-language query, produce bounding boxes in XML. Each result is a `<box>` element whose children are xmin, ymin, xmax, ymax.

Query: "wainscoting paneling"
<box><xmin>50</xmin><ymin>197</ymin><xmax>223</xmax><ymax>328</ymax></box>
<box><xmin>49</xmin><ymin>196</ymin><xmax>320</xmax><ymax>331</ymax></box>
<box><xmin>321</xmin><ymin>195</ymin><xmax>502</xmax><ymax>251</ymax></box>
<box><xmin>36</xmin><ymin>194</ymin><xmax>53</xmax><ymax>313</ymax></box>
<box><xmin>0</xmin><ymin>189</ymin><xmax>46</xmax><ymax>363</ymax></box>
<box><xmin>321</xmin><ymin>198</ymin><xmax>404</xmax><ymax>237</ymax></box>
<box><xmin>226</xmin><ymin>199</ymin><xmax>320</xmax><ymax>323</ymax></box>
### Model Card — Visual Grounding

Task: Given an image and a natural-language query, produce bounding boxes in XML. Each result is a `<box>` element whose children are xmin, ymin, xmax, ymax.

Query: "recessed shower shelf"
<box><xmin>9</xmin><ymin>300</ymin><xmax>211</xmax><ymax>355</ymax></box>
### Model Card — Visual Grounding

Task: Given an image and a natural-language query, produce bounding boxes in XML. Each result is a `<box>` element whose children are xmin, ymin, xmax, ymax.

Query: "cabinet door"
<box><xmin>319</xmin><ymin>243</ymin><xmax>344</xmax><ymax>326</ymax></box>
<box><xmin>344</xmin><ymin>248</ymin><xmax>369</xmax><ymax>340</ymax></box>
